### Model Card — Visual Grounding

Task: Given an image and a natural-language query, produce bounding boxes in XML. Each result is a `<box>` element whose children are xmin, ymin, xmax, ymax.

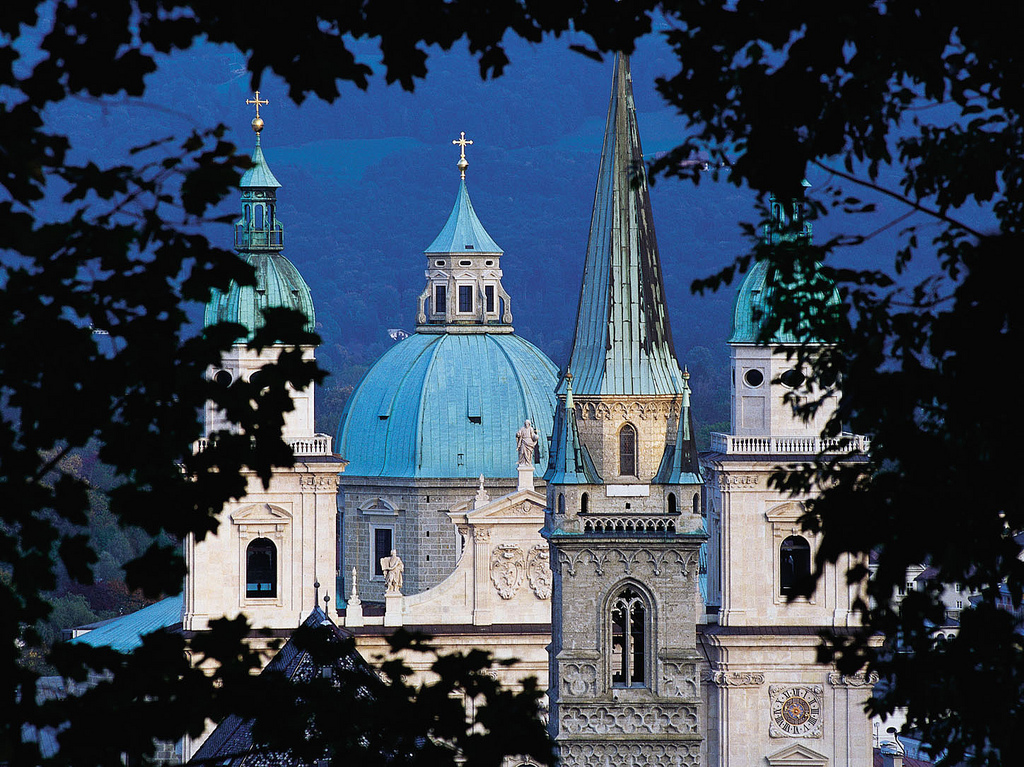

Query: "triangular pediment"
<box><xmin>766</xmin><ymin>742</ymin><xmax>828</xmax><ymax>766</ymax></box>
<box><xmin>357</xmin><ymin>497</ymin><xmax>398</xmax><ymax>515</ymax></box>
<box><xmin>766</xmin><ymin>500</ymin><xmax>806</xmax><ymax>522</ymax></box>
<box><xmin>230</xmin><ymin>503</ymin><xmax>291</xmax><ymax>524</ymax></box>
<box><xmin>465</xmin><ymin>490</ymin><xmax>546</xmax><ymax>522</ymax></box>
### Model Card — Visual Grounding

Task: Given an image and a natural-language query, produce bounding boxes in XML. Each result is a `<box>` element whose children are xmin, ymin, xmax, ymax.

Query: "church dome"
<box><xmin>204</xmin><ymin>252</ymin><xmax>315</xmax><ymax>340</ymax></box>
<box><xmin>336</xmin><ymin>332</ymin><xmax>558</xmax><ymax>478</ymax></box>
<box><xmin>728</xmin><ymin>259</ymin><xmax>840</xmax><ymax>345</ymax></box>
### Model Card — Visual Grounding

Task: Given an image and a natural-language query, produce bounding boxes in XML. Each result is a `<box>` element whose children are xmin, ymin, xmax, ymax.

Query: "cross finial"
<box><xmin>247</xmin><ymin>90</ymin><xmax>269</xmax><ymax>134</ymax></box>
<box><xmin>452</xmin><ymin>131</ymin><xmax>473</xmax><ymax>179</ymax></box>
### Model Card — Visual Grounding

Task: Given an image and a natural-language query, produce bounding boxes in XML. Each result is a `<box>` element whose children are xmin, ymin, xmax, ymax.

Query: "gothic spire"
<box><xmin>563</xmin><ymin>54</ymin><xmax>684</xmax><ymax>396</ymax></box>
<box><xmin>545</xmin><ymin>372</ymin><xmax>601</xmax><ymax>485</ymax></box>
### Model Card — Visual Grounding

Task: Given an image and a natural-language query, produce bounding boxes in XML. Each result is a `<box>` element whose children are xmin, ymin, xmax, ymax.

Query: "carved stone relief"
<box><xmin>711</xmin><ymin>671</ymin><xmax>766</xmax><ymax>688</ymax></box>
<box><xmin>661</xmin><ymin>661</ymin><xmax>700</xmax><ymax>699</ymax></box>
<box><xmin>560</xmin><ymin>662</ymin><xmax>598</xmax><ymax>697</ymax></box>
<box><xmin>828</xmin><ymin>671</ymin><xmax>879</xmax><ymax>687</ymax></box>
<box><xmin>557</xmin><ymin>548</ymin><xmax>699</xmax><ymax>579</ymax></box>
<box><xmin>490</xmin><ymin>544</ymin><xmax>525</xmax><ymax>599</ymax></box>
<box><xmin>298</xmin><ymin>475</ymin><xmax>339</xmax><ymax>489</ymax></box>
<box><xmin>560</xmin><ymin>742</ymin><xmax>699</xmax><ymax>767</ymax></box>
<box><xmin>560</xmin><ymin>704</ymin><xmax>699</xmax><ymax>736</ymax></box>
<box><xmin>526</xmin><ymin>545</ymin><xmax>552</xmax><ymax>600</ymax></box>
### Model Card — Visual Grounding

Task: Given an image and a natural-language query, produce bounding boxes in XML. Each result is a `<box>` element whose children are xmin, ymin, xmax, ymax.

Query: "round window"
<box><xmin>780</xmin><ymin>369</ymin><xmax>806</xmax><ymax>388</ymax></box>
<box><xmin>213</xmin><ymin>370</ymin><xmax>232</xmax><ymax>387</ymax></box>
<box><xmin>743</xmin><ymin>369</ymin><xmax>764</xmax><ymax>387</ymax></box>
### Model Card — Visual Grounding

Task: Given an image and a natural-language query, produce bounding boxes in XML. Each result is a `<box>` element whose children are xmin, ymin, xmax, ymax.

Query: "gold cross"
<box><xmin>453</xmin><ymin>131</ymin><xmax>473</xmax><ymax>179</ymax></box>
<box><xmin>246</xmin><ymin>90</ymin><xmax>269</xmax><ymax>119</ymax></box>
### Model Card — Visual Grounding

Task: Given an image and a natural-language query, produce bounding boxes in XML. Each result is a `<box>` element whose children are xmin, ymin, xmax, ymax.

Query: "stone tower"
<box><xmin>183</xmin><ymin>100</ymin><xmax>344</xmax><ymax>632</ymax></box>
<box><xmin>544</xmin><ymin>55</ymin><xmax>706</xmax><ymax>767</ymax></box>
<box><xmin>699</xmin><ymin>191</ymin><xmax>873</xmax><ymax>766</ymax></box>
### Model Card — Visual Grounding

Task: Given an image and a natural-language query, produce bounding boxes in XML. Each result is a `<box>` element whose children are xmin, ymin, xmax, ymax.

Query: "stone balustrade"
<box><xmin>708</xmin><ymin>432</ymin><xmax>869</xmax><ymax>456</ymax></box>
<box><xmin>192</xmin><ymin>433</ymin><xmax>333</xmax><ymax>457</ymax></box>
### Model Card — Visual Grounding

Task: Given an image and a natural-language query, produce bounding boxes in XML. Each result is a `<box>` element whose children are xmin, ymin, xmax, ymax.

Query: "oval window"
<box><xmin>435</xmin><ymin>260</ymin><xmax>445</xmax><ymax>266</ymax></box>
<box><xmin>459</xmin><ymin>260</ymin><xmax>472</xmax><ymax>266</ymax></box>
<box><xmin>743</xmin><ymin>369</ymin><xmax>764</xmax><ymax>387</ymax></box>
<box><xmin>780</xmin><ymin>369</ymin><xmax>806</xmax><ymax>388</ymax></box>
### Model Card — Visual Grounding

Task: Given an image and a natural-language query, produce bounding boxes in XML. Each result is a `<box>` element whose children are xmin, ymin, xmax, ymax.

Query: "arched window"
<box><xmin>558</xmin><ymin>493</ymin><xmax>565</xmax><ymax>515</ymax></box>
<box><xmin>246</xmin><ymin>538</ymin><xmax>277</xmax><ymax>598</ymax></box>
<box><xmin>254</xmin><ymin>204</ymin><xmax>264</xmax><ymax>229</ymax></box>
<box><xmin>692</xmin><ymin>492</ymin><xmax>700</xmax><ymax>515</ymax></box>
<box><xmin>244</xmin><ymin>204</ymin><xmax>251</xmax><ymax>225</ymax></box>
<box><xmin>611</xmin><ymin>587</ymin><xmax>647</xmax><ymax>687</ymax></box>
<box><xmin>619</xmin><ymin>424</ymin><xmax>637</xmax><ymax>476</ymax></box>
<box><xmin>581</xmin><ymin>492</ymin><xmax>589</xmax><ymax>515</ymax></box>
<box><xmin>668</xmin><ymin>493</ymin><xmax>677</xmax><ymax>515</ymax></box>
<box><xmin>780</xmin><ymin>535</ymin><xmax>811</xmax><ymax>596</ymax></box>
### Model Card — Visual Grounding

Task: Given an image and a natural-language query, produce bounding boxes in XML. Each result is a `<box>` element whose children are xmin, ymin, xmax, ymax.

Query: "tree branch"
<box><xmin>812</xmin><ymin>159</ymin><xmax>986</xmax><ymax>240</ymax></box>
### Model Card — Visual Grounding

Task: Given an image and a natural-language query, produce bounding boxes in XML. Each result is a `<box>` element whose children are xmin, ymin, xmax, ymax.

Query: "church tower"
<box><xmin>184</xmin><ymin>95</ymin><xmax>345</xmax><ymax>632</ymax></box>
<box><xmin>544</xmin><ymin>55</ymin><xmax>706</xmax><ymax>767</ymax></box>
<box><xmin>700</xmin><ymin>190</ymin><xmax>873</xmax><ymax>766</ymax></box>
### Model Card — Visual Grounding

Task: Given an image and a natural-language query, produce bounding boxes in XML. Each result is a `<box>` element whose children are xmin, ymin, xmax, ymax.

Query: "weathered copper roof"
<box><xmin>335</xmin><ymin>331</ymin><xmax>557</xmax><ymax>479</ymax></box>
<box><xmin>562</xmin><ymin>54</ymin><xmax>685</xmax><ymax>397</ymax></box>
<box><xmin>239</xmin><ymin>136</ymin><xmax>281</xmax><ymax>189</ymax></box>
<box><xmin>544</xmin><ymin>376</ymin><xmax>601</xmax><ymax>485</ymax></box>
<box><xmin>425</xmin><ymin>179</ymin><xmax>503</xmax><ymax>254</ymax></box>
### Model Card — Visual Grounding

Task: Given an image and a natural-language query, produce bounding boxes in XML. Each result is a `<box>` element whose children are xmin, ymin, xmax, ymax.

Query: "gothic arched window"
<box><xmin>610</xmin><ymin>587</ymin><xmax>647</xmax><ymax>687</ymax></box>
<box><xmin>780</xmin><ymin>535</ymin><xmax>811</xmax><ymax>596</ymax></box>
<box><xmin>668</xmin><ymin>493</ymin><xmax>677</xmax><ymax>515</ymax></box>
<box><xmin>581</xmin><ymin>492</ymin><xmax>589</xmax><ymax>515</ymax></box>
<box><xmin>619</xmin><ymin>424</ymin><xmax>637</xmax><ymax>477</ymax></box>
<box><xmin>246</xmin><ymin>538</ymin><xmax>277</xmax><ymax>598</ymax></box>
<box><xmin>558</xmin><ymin>493</ymin><xmax>565</xmax><ymax>515</ymax></box>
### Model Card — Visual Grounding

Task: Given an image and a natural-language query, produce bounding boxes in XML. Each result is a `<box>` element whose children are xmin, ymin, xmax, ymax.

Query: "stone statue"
<box><xmin>516</xmin><ymin>420</ymin><xmax>539</xmax><ymax>466</ymax></box>
<box><xmin>380</xmin><ymin>549</ymin><xmax>404</xmax><ymax>594</ymax></box>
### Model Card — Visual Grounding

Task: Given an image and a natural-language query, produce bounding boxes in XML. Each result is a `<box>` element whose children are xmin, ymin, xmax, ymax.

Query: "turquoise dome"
<box><xmin>729</xmin><ymin>259</ymin><xmax>840</xmax><ymax>344</ymax></box>
<box><xmin>336</xmin><ymin>332</ymin><xmax>558</xmax><ymax>478</ymax></box>
<box><xmin>204</xmin><ymin>253</ymin><xmax>315</xmax><ymax>340</ymax></box>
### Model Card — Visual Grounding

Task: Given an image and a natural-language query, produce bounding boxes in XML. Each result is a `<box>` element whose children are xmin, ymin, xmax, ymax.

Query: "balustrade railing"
<box><xmin>193</xmin><ymin>433</ymin><xmax>333</xmax><ymax>457</ymax></box>
<box><xmin>234</xmin><ymin>227</ymin><xmax>284</xmax><ymax>249</ymax></box>
<box><xmin>709</xmin><ymin>432</ymin><xmax>869</xmax><ymax>456</ymax></box>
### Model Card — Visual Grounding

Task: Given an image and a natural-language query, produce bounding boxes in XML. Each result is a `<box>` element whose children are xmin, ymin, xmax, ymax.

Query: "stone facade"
<box><xmin>339</xmin><ymin>475</ymin><xmax>542</xmax><ymax>603</ymax></box>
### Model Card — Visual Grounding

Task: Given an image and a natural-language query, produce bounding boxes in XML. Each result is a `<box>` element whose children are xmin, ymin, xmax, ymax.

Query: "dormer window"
<box><xmin>465</xmin><ymin>244</ymin><xmax>474</xmax><ymax>249</ymax></box>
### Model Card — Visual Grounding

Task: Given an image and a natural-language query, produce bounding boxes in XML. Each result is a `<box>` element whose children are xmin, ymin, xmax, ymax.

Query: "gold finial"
<box><xmin>565</xmin><ymin>368</ymin><xmax>574</xmax><ymax>387</ymax></box>
<box><xmin>683</xmin><ymin>366</ymin><xmax>690</xmax><ymax>380</ymax></box>
<box><xmin>452</xmin><ymin>131</ymin><xmax>473</xmax><ymax>179</ymax></box>
<box><xmin>247</xmin><ymin>90</ymin><xmax>269</xmax><ymax>134</ymax></box>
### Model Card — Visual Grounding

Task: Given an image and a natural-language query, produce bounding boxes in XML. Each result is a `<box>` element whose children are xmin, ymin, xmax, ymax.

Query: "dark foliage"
<box><xmin>2</xmin><ymin>0</ymin><xmax>1016</xmax><ymax>764</ymax></box>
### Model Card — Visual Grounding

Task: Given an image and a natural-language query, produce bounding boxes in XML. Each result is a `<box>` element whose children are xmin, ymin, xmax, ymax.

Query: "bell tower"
<box><xmin>544</xmin><ymin>55</ymin><xmax>706</xmax><ymax>767</ymax></box>
<box><xmin>184</xmin><ymin>95</ymin><xmax>344</xmax><ymax>634</ymax></box>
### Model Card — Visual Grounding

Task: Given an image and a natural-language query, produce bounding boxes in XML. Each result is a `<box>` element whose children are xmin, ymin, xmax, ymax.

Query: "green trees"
<box><xmin>3</xmin><ymin>0</ymin><xmax>1019</xmax><ymax>764</ymax></box>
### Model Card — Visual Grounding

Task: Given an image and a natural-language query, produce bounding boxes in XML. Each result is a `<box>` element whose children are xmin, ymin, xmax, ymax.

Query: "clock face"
<box><xmin>769</xmin><ymin>685</ymin><xmax>822</xmax><ymax>738</ymax></box>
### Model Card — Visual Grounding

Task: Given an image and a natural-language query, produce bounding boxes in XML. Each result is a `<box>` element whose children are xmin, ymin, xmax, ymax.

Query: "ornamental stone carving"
<box><xmin>526</xmin><ymin>545</ymin><xmax>552</xmax><ymax>600</ymax></box>
<box><xmin>560</xmin><ymin>742</ymin><xmax>699</xmax><ymax>767</ymax></box>
<box><xmin>560</xmin><ymin>704</ymin><xmax>699</xmax><ymax>736</ymax></box>
<box><xmin>828</xmin><ymin>671</ymin><xmax>879</xmax><ymax>687</ymax></box>
<box><xmin>661</xmin><ymin>661</ymin><xmax>700</xmax><ymax>699</ymax></box>
<box><xmin>475</xmin><ymin>528</ymin><xmax>492</xmax><ymax>543</ymax></box>
<box><xmin>711</xmin><ymin>671</ymin><xmax>766</xmax><ymax>688</ymax></box>
<box><xmin>490</xmin><ymin>544</ymin><xmax>526</xmax><ymax>599</ymax></box>
<box><xmin>557</xmin><ymin>548</ymin><xmax>699</xmax><ymax>579</ymax></box>
<box><xmin>560</xmin><ymin>662</ymin><xmax>598</xmax><ymax>697</ymax></box>
<box><xmin>299</xmin><ymin>475</ymin><xmax>339</xmax><ymax>488</ymax></box>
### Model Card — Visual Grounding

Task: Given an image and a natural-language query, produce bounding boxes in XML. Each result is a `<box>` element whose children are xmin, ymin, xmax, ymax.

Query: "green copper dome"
<box><xmin>336</xmin><ymin>332</ymin><xmax>557</xmax><ymax>479</ymax></box>
<box><xmin>729</xmin><ymin>259</ymin><xmax>840</xmax><ymax>344</ymax></box>
<box><xmin>204</xmin><ymin>253</ymin><xmax>315</xmax><ymax>339</ymax></box>
<box><xmin>204</xmin><ymin>129</ymin><xmax>313</xmax><ymax>340</ymax></box>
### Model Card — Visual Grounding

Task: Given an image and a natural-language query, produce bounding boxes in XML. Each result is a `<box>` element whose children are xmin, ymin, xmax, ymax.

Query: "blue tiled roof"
<box><xmin>336</xmin><ymin>332</ymin><xmax>558</xmax><ymax>478</ymax></box>
<box><xmin>70</xmin><ymin>595</ymin><xmax>182</xmax><ymax>653</ymax></box>
<box><xmin>239</xmin><ymin>139</ymin><xmax>281</xmax><ymax>189</ymax></box>
<box><xmin>425</xmin><ymin>180</ymin><xmax>503</xmax><ymax>254</ymax></box>
<box><xmin>563</xmin><ymin>54</ymin><xmax>685</xmax><ymax>397</ymax></box>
